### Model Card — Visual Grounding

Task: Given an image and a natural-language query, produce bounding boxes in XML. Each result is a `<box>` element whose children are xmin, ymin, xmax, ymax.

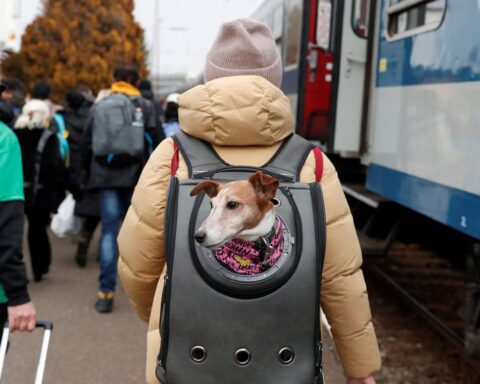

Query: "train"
<box><xmin>251</xmin><ymin>0</ymin><xmax>480</xmax><ymax>242</ymax></box>
<box><xmin>251</xmin><ymin>0</ymin><xmax>480</xmax><ymax>355</ymax></box>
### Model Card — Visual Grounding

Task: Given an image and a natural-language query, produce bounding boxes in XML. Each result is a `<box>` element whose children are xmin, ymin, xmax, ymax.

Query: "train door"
<box><xmin>329</xmin><ymin>0</ymin><xmax>371</xmax><ymax>155</ymax></box>
<box><xmin>298</xmin><ymin>0</ymin><xmax>334</xmax><ymax>144</ymax></box>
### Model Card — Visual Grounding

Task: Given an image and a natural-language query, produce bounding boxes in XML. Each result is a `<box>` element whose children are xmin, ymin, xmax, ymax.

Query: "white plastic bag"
<box><xmin>50</xmin><ymin>194</ymin><xmax>83</xmax><ymax>238</ymax></box>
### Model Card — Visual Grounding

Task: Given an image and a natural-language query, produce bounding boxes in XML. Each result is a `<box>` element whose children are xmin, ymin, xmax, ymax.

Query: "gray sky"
<box><xmin>18</xmin><ymin>0</ymin><xmax>264</xmax><ymax>76</ymax></box>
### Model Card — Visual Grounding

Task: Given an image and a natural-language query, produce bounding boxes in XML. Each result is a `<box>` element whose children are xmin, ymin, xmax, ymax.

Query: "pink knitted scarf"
<box><xmin>212</xmin><ymin>217</ymin><xmax>284</xmax><ymax>275</ymax></box>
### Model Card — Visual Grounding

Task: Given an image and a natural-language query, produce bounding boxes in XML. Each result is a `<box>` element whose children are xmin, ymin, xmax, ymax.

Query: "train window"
<box><xmin>387</xmin><ymin>0</ymin><xmax>446</xmax><ymax>40</ymax></box>
<box><xmin>285</xmin><ymin>0</ymin><xmax>303</xmax><ymax>66</ymax></box>
<box><xmin>353</xmin><ymin>0</ymin><xmax>370</xmax><ymax>38</ymax></box>
<box><xmin>316</xmin><ymin>0</ymin><xmax>332</xmax><ymax>50</ymax></box>
<box><xmin>273</xmin><ymin>6</ymin><xmax>284</xmax><ymax>54</ymax></box>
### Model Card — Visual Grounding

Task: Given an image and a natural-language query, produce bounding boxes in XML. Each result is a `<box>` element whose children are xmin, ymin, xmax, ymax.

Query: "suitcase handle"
<box><xmin>0</xmin><ymin>320</ymin><xmax>53</xmax><ymax>384</ymax></box>
<box><xmin>35</xmin><ymin>320</ymin><xmax>53</xmax><ymax>331</ymax></box>
<box><xmin>1</xmin><ymin>320</ymin><xmax>53</xmax><ymax>330</ymax></box>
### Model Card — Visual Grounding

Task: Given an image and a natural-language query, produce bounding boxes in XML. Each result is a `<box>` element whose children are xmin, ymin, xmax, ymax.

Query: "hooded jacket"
<box><xmin>118</xmin><ymin>76</ymin><xmax>381</xmax><ymax>382</ymax></box>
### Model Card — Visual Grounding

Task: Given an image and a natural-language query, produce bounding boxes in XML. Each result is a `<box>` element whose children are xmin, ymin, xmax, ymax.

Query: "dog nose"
<box><xmin>194</xmin><ymin>231</ymin><xmax>206</xmax><ymax>244</ymax></box>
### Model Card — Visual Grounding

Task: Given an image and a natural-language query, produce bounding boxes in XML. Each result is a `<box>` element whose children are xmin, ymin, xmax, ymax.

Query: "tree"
<box><xmin>1</xmin><ymin>0</ymin><xmax>148</xmax><ymax>101</ymax></box>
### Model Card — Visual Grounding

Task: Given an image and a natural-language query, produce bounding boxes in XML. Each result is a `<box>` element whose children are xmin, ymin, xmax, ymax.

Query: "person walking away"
<box><xmin>0</xmin><ymin>81</ymin><xmax>16</xmax><ymax>127</ymax></box>
<box><xmin>14</xmin><ymin>99</ymin><xmax>70</xmax><ymax>281</ymax></box>
<box><xmin>0</xmin><ymin>120</ymin><xmax>36</xmax><ymax>339</ymax></box>
<box><xmin>82</xmin><ymin>63</ymin><xmax>160</xmax><ymax>313</ymax></box>
<box><xmin>138</xmin><ymin>79</ymin><xmax>165</xmax><ymax>152</ymax></box>
<box><xmin>162</xmin><ymin>93</ymin><xmax>180</xmax><ymax>138</ymax></box>
<box><xmin>64</xmin><ymin>89</ymin><xmax>99</xmax><ymax>267</ymax></box>
<box><xmin>118</xmin><ymin>19</ymin><xmax>380</xmax><ymax>384</ymax></box>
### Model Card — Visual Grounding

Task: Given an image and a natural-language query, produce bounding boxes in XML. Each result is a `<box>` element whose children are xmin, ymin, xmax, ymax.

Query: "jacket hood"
<box><xmin>14</xmin><ymin>99</ymin><xmax>50</xmax><ymax>129</ymax></box>
<box><xmin>178</xmin><ymin>75</ymin><xmax>294</xmax><ymax>146</ymax></box>
<box><xmin>111</xmin><ymin>82</ymin><xmax>141</xmax><ymax>97</ymax></box>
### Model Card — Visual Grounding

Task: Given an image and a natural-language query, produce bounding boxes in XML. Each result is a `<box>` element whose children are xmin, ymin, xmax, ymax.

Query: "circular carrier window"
<box><xmin>191</xmin><ymin>214</ymin><xmax>297</xmax><ymax>297</ymax></box>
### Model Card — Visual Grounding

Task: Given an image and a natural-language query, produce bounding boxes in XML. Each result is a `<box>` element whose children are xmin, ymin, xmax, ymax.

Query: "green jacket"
<box><xmin>0</xmin><ymin>121</ymin><xmax>25</xmax><ymax>304</ymax></box>
<box><xmin>0</xmin><ymin>121</ymin><xmax>24</xmax><ymax>203</ymax></box>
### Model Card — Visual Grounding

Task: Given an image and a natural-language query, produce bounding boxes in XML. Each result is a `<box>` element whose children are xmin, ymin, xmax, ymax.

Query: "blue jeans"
<box><xmin>98</xmin><ymin>188</ymin><xmax>132</xmax><ymax>292</ymax></box>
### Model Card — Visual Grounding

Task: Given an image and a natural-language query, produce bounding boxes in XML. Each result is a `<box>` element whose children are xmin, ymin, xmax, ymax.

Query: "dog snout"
<box><xmin>194</xmin><ymin>231</ymin><xmax>207</xmax><ymax>244</ymax></box>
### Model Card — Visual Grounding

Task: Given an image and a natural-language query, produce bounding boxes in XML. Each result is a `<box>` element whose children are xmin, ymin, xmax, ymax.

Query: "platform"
<box><xmin>2</xmin><ymin>228</ymin><xmax>346</xmax><ymax>383</ymax></box>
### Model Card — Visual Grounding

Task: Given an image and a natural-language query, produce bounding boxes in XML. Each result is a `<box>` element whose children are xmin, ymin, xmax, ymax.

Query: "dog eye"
<box><xmin>226</xmin><ymin>201</ymin><xmax>240</xmax><ymax>209</ymax></box>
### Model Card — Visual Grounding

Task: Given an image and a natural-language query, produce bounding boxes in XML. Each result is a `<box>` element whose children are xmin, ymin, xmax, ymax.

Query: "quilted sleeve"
<box><xmin>318</xmin><ymin>154</ymin><xmax>382</xmax><ymax>378</ymax></box>
<box><xmin>118</xmin><ymin>138</ymin><xmax>175</xmax><ymax>321</ymax></box>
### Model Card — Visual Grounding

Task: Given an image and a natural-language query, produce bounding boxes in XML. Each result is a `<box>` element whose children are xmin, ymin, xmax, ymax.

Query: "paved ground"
<box><xmin>2</xmin><ymin>228</ymin><xmax>345</xmax><ymax>383</ymax></box>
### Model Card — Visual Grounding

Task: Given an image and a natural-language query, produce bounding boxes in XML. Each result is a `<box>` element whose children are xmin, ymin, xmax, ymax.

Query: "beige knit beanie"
<box><xmin>204</xmin><ymin>18</ymin><xmax>282</xmax><ymax>88</ymax></box>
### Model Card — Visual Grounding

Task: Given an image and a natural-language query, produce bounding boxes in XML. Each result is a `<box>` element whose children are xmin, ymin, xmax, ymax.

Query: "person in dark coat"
<box><xmin>14</xmin><ymin>99</ymin><xmax>72</xmax><ymax>281</ymax></box>
<box><xmin>82</xmin><ymin>64</ymin><xmax>161</xmax><ymax>313</ymax></box>
<box><xmin>138</xmin><ymin>79</ymin><xmax>165</xmax><ymax>143</ymax></box>
<box><xmin>0</xmin><ymin>81</ymin><xmax>16</xmax><ymax>127</ymax></box>
<box><xmin>64</xmin><ymin>89</ymin><xmax>100</xmax><ymax>267</ymax></box>
<box><xmin>0</xmin><ymin>120</ymin><xmax>36</xmax><ymax>340</ymax></box>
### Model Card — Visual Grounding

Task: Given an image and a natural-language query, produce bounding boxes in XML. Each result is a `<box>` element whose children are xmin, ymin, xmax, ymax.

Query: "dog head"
<box><xmin>190</xmin><ymin>172</ymin><xmax>279</xmax><ymax>249</ymax></box>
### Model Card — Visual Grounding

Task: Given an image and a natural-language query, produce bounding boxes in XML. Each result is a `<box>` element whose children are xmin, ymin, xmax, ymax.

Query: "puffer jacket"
<box><xmin>118</xmin><ymin>75</ymin><xmax>381</xmax><ymax>383</ymax></box>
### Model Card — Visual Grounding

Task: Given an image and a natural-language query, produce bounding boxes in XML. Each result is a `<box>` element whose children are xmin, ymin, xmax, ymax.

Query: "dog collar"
<box><xmin>212</xmin><ymin>216</ymin><xmax>284</xmax><ymax>275</ymax></box>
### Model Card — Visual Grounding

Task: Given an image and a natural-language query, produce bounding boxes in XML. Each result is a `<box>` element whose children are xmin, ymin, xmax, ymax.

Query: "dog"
<box><xmin>190</xmin><ymin>172</ymin><xmax>284</xmax><ymax>275</ymax></box>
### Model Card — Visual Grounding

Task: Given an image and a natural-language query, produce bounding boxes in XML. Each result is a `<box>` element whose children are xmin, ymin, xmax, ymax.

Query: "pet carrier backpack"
<box><xmin>157</xmin><ymin>131</ymin><xmax>326</xmax><ymax>384</ymax></box>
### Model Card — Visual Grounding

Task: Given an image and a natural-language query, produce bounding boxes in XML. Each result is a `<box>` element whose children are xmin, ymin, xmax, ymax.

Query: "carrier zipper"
<box><xmin>158</xmin><ymin>177</ymin><xmax>179</xmax><ymax>369</ymax></box>
<box><xmin>280</xmin><ymin>186</ymin><xmax>303</xmax><ymax>270</ymax></box>
<box><xmin>193</xmin><ymin>167</ymin><xmax>295</xmax><ymax>182</ymax></box>
<box><xmin>309</xmin><ymin>182</ymin><xmax>326</xmax><ymax>375</ymax></box>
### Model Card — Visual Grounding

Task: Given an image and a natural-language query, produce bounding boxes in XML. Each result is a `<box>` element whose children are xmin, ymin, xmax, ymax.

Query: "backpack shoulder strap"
<box><xmin>262</xmin><ymin>134</ymin><xmax>314</xmax><ymax>182</ymax></box>
<box><xmin>172</xmin><ymin>131</ymin><xmax>226</xmax><ymax>178</ymax></box>
<box><xmin>33</xmin><ymin>129</ymin><xmax>54</xmax><ymax>194</ymax></box>
<box><xmin>172</xmin><ymin>131</ymin><xmax>324</xmax><ymax>182</ymax></box>
<box><xmin>312</xmin><ymin>146</ymin><xmax>323</xmax><ymax>183</ymax></box>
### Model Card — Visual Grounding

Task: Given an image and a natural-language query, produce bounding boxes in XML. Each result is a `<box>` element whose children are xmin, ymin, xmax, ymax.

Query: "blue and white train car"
<box><xmin>364</xmin><ymin>0</ymin><xmax>480</xmax><ymax>240</ymax></box>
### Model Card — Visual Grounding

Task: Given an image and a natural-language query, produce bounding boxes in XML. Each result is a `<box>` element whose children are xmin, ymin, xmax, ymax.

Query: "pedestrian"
<box><xmin>64</xmin><ymin>88</ymin><xmax>99</xmax><ymax>267</ymax></box>
<box><xmin>138</xmin><ymin>79</ymin><xmax>165</xmax><ymax>149</ymax></box>
<box><xmin>118</xmin><ymin>19</ymin><xmax>380</xmax><ymax>384</ymax></box>
<box><xmin>0</xmin><ymin>81</ymin><xmax>16</xmax><ymax>127</ymax></box>
<box><xmin>0</xmin><ymin>119</ymin><xmax>36</xmax><ymax>338</ymax></box>
<box><xmin>161</xmin><ymin>93</ymin><xmax>180</xmax><ymax>138</ymax></box>
<box><xmin>82</xmin><ymin>63</ymin><xmax>160</xmax><ymax>313</ymax></box>
<box><xmin>14</xmin><ymin>99</ymin><xmax>70</xmax><ymax>281</ymax></box>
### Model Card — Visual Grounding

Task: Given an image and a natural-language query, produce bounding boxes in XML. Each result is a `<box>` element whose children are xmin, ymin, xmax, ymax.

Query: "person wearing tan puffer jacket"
<box><xmin>118</xmin><ymin>19</ymin><xmax>381</xmax><ymax>384</ymax></box>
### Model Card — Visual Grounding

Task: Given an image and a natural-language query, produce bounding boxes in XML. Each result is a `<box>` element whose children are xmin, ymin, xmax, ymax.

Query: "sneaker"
<box><xmin>75</xmin><ymin>241</ymin><xmax>89</xmax><ymax>268</ymax></box>
<box><xmin>95</xmin><ymin>291</ymin><xmax>114</xmax><ymax>313</ymax></box>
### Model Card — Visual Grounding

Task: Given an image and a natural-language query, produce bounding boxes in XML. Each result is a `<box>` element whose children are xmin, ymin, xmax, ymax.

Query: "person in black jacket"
<box><xmin>82</xmin><ymin>63</ymin><xmax>161</xmax><ymax>313</ymax></box>
<box><xmin>64</xmin><ymin>89</ymin><xmax>99</xmax><ymax>267</ymax></box>
<box><xmin>0</xmin><ymin>121</ymin><xmax>36</xmax><ymax>340</ymax></box>
<box><xmin>14</xmin><ymin>99</ymin><xmax>71</xmax><ymax>281</ymax></box>
<box><xmin>0</xmin><ymin>81</ymin><xmax>15</xmax><ymax>127</ymax></box>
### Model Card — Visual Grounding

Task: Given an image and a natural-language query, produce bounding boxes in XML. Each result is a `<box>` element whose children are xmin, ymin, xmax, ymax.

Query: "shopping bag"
<box><xmin>50</xmin><ymin>194</ymin><xmax>83</xmax><ymax>238</ymax></box>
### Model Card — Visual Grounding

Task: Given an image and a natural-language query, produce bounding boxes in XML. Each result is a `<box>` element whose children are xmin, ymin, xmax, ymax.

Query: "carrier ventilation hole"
<box><xmin>271</xmin><ymin>198</ymin><xmax>281</xmax><ymax>207</ymax></box>
<box><xmin>278</xmin><ymin>347</ymin><xmax>295</xmax><ymax>364</ymax></box>
<box><xmin>234</xmin><ymin>348</ymin><xmax>251</xmax><ymax>365</ymax></box>
<box><xmin>190</xmin><ymin>346</ymin><xmax>207</xmax><ymax>363</ymax></box>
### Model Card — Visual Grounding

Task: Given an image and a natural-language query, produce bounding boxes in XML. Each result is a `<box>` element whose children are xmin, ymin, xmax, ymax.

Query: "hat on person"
<box><xmin>204</xmin><ymin>19</ymin><xmax>282</xmax><ymax>88</ymax></box>
<box><xmin>166</xmin><ymin>93</ymin><xmax>180</xmax><ymax>104</ymax></box>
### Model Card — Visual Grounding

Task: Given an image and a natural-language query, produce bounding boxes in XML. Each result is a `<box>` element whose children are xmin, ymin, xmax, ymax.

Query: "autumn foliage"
<box><xmin>1</xmin><ymin>0</ymin><xmax>148</xmax><ymax>101</ymax></box>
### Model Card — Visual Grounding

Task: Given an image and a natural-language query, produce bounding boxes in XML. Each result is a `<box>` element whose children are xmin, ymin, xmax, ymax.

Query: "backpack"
<box><xmin>23</xmin><ymin>129</ymin><xmax>54</xmax><ymax>209</ymax></box>
<box><xmin>91</xmin><ymin>94</ymin><xmax>145</xmax><ymax>166</ymax></box>
<box><xmin>52</xmin><ymin>113</ymin><xmax>70</xmax><ymax>167</ymax></box>
<box><xmin>157</xmin><ymin>131</ymin><xmax>326</xmax><ymax>384</ymax></box>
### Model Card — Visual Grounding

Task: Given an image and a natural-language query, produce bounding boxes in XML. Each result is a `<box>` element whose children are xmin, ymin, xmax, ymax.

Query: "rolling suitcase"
<box><xmin>0</xmin><ymin>321</ymin><xmax>53</xmax><ymax>384</ymax></box>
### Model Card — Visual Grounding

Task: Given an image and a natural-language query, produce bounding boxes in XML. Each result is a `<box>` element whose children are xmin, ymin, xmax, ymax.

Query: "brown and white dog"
<box><xmin>190</xmin><ymin>172</ymin><xmax>280</xmax><ymax>250</ymax></box>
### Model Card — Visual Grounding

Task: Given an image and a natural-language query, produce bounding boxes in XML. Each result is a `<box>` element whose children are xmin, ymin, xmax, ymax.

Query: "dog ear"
<box><xmin>248</xmin><ymin>172</ymin><xmax>279</xmax><ymax>202</ymax></box>
<box><xmin>190</xmin><ymin>181</ymin><xmax>222</xmax><ymax>198</ymax></box>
